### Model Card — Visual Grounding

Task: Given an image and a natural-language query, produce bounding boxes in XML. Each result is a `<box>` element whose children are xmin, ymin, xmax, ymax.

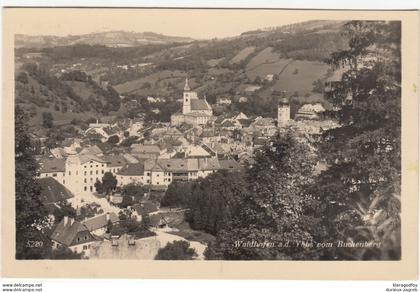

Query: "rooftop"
<box><xmin>190</xmin><ymin>99</ymin><xmax>211</xmax><ymax>111</ymax></box>
<box><xmin>83</xmin><ymin>212</ymin><xmax>119</xmax><ymax>232</ymax></box>
<box><xmin>118</xmin><ymin>163</ymin><xmax>145</xmax><ymax>176</ymax></box>
<box><xmin>38</xmin><ymin>177</ymin><xmax>73</xmax><ymax>204</ymax></box>
<box><xmin>38</xmin><ymin>158</ymin><xmax>66</xmax><ymax>173</ymax></box>
<box><xmin>103</xmin><ymin>155</ymin><xmax>127</xmax><ymax>168</ymax></box>
<box><xmin>51</xmin><ymin>217</ymin><xmax>94</xmax><ymax>247</ymax></box>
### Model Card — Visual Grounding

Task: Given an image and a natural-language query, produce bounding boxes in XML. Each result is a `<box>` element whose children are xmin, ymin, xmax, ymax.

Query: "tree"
<box><xmin>42</xmin><ymin>112</ymin><xmax>53</xmax><ymax>128</ymax></box>
<box><xmin>50</xmin><ymin>246</ymin><xmax>83</xmax><ymax>259</ymax></box>
<box><xmin>16</xmin><ymin>72</ymin><xmax>29</xmax><ymax>84</ymax></box>
<box><xmin>160</xmin><ymin>181</ymin><xmax>194</xmax><ymax>208</ymax></box>
<box><xmin>15</xmin><ymin>106</ymin><xmax>52</xmax><ymax>259</ymax></box>
<box><xmin>312</xmin><ymin>79</ymin><xmax>325</xmax><ymax>93</ymax></box>
<box><xmin>155</xmin><ymin>240</ymin><xmax>198</xmax><ymax>260</ymax></box>
<box><xmin>106</xmin><ymin>219</ymin><xmax>113</xmax><ymax>233</ymax></box>
<box><xmin>107</xmin><ymin>135</ymin><xmax>120</xmax><ymax>145</ymax></box>
<box><xmin>96</xmin><ymin>172</ymin><xmax>117</xmax><ymax>195</ymax></box>
<box><xmin>141</xmin><ymin>214</ymin><xmax>152</xmax><ymax>229</ymax></box>
<box><xmin>206</xmin><ymin>129</ymin><xmax>320</xmax><ymax>260</ymax></box>
<box><xmin>121</xmin><ymin>183</ymin><xmax>148</xmax><ymax>202</ymax></box>
<box><xmin>186</xmin><ymin>171</ymin><xmax>247</xmax><ymax>235</ymax></box>
<box><xmin>120</xmin><ymin>195</ymin><xmax>134</xmax><ymax>208</ymax></box>
<box><xmin>52</xmin><ymin>201</ymin><xmax>77</xmax><ymax>223</ymax></box>
<box><xmin>314</xmin><ymin>21</ymin><xmax>402</xmax><ymax>260</ymax></box>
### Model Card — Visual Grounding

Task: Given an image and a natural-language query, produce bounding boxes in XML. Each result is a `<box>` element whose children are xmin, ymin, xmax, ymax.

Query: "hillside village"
<box><xmin>15</xmin><ymin>19</ymin><xmax>401</xmax><ymax>261</ymax></box>
<box><xmin>28</xmin><ymin>74</ymin><xmax>340</xmax><ymax>259</ymax></box>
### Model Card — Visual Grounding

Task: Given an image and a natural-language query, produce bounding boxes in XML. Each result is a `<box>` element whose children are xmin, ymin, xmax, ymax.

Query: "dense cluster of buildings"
<box><xmin>32</xmin><ymin>76</ymin><xmax>341</xmax><ymax>258</ymax></box>
<box><xmin>38</xmin><ymin>78</ymin><xmax>339</xmax><ymax>197</ymax></box>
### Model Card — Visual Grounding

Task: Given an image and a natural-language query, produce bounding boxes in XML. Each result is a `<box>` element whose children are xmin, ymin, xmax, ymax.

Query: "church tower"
<box><xmin>182</xmin><ymin>78</ymin><xmax>191</xmax><ymax>114</ymax></box>
<box><xmin>278</xmin><ymin>97</ymin><xmax>290</xmax><ymax>128</ymax></box>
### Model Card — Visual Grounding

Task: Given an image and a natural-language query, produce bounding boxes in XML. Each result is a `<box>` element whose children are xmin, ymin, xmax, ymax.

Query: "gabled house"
<box><xmin>51</xmin><ymin>216</ymin><xmax>97</xmax><ymax>257</ymax></box>
<box><xmin>117</xmin><ymin>163</ymin><xmax>146</xmax><ymax>186</ymax></box>
<box><xmin>38</xmin><ymin>158</ymin><xmax>66</xmax><ymax>184</ymax></box>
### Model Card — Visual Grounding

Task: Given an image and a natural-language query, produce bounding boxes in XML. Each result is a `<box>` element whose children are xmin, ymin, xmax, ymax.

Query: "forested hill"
<box><xmin>15</xmin><ymin>20</ymin><xmax>349</xmax><ymax>125</ymax></box>
<box><xmin>15</xmin><ymin>63</ymin><xmax>121</xmax><ymax>126</ymax></box>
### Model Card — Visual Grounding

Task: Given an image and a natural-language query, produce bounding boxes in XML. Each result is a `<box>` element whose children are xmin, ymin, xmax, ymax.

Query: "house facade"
<box><xmin>51</xmin><ymin>216</ymin><xmax>97</xmax><ymax>257</ymax></box>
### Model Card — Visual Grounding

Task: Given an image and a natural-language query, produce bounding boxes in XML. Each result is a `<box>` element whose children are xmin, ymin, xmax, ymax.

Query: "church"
<box><xmin>171</xmin><ymin>78</ymin><xmax>213</xmax><ymax>127</ymax></box>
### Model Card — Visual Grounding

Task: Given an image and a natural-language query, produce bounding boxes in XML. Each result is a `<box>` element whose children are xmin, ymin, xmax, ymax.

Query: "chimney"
<box><xmin>106</xmin><ymin>212</ymin><xmax>110</xmax><ymax>222</ymax></box>
<box><xmin>63</xmin><ymin>216</ymin><xmax>68</xmax><ymax>225</ymax></box>
<box><xmin>69</xmin><ymin>218</ymin><xmax>75</xmax><ymax>225</ymax></box>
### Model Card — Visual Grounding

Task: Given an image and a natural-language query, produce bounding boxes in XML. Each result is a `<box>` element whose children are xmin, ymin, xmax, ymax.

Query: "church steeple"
<box><xmin>184</xmin><ymin>78</ymin><xmax>190</xmax><ymax>91</ymax></box>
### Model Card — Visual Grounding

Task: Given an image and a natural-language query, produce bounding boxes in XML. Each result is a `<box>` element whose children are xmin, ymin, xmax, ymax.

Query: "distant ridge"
<box><xmin>15</xmin><ymin>30</ymin><xmax>195</xmax><ymax>48</ymax></box>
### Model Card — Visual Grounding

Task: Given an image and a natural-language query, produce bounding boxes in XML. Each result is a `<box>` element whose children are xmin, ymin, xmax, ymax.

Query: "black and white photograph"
<box><xmin>4</xmin><ymin>8</ymin><xmax>417</xmax><ymax>275</ymax></box>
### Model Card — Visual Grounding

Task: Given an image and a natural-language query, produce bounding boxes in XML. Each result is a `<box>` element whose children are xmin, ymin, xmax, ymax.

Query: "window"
<box><xmin>90</xmin><ymin>171</ymin><xmax>92</xmax><ymax>175</ymax></box>
<box><xmin>63</xmin><ymin>180</ymin><xmax>65</xmax><ymax>184</ymax></box>
<box><xmin>96</xmin><ymin>170</ymin><xmax>98</xmax><ymax>175</ymax></box>
<box><xmin>83</xmin><ymin>245</ymin><xmax>87</xmax><ymax>250</ymax></box>
<box><xmin>90</xmin><ymin>186</ymin><xmax>93</xmax><ymax>192</ymax></box>
<box><xmin>96</xmin><ymin>165</ymin><xmax>98</xmax><ymax>167</ymax></box>
<box><xmin>168</xmin><ymin>178</ymin><xmax>171</xmax><ymax>182</ymax></box>
<box><xmin>102</xmin><ymin>170</ymin><xmax>104</xmax><ymax>174</ymax></box>
<box><xmin>84</xmin><ymin>171</ymin><xmax>87</xmax><ymax>175</ymax></box>
<box><xmin>76</xmin><ymin>171</ymin><xmax>78</xmax><ymax>175</ymax></box>
<box><xmin>147</xmin><ymin>179</ymin><xmax>150</xmax><ymax>183</ymax></box>
<box><xmin>157</xmin><ymin>174</ymin><xmax>159</xmax><ymax>177</ymax></box>
<box><xmin>84</xmin><ymin>186</ymin><xmax>87</xmax><ymax>191</ymax></box>
<box><xmin>102</xmin><ymin>164</ymin><xmax>104</xmax><ymax>167</ymax></box>
<box><xmin>52</xmin><ymin>173</ymin><xmax>57</xmax><ymax>177</ymax></box>
<box><xmin>68</xmin><ymin>171</ymin><xmax>71</xmax><ymax>175</ymax></box>
<box><xmin>90</xmin><ymin>178</ymin><xmax>93</xmax><ymax>182</ymax></box>
<box><xmin>84</xmin><ymin>178</ymin><xmax>87</xmax><ymax>183</ymax></box>
<box><xmin>84</xmin><ymin>166</ymin><xmax>87</xmax><ymax>168</ymax></box>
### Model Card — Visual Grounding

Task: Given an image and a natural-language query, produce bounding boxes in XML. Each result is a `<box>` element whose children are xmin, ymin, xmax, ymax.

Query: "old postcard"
<box><xmin>1</xmin><ymin>8</ymin><xmax>419</xmax><ymax>279</ymax></box>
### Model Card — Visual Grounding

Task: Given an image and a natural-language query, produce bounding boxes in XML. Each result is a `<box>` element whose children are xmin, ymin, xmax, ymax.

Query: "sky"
<box><xmin>8</xmin><ymin>8</ymin><xmax>334</xmax><ymax>39</ymax></box>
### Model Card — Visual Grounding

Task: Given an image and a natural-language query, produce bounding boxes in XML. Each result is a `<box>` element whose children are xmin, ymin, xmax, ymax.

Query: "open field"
<box><xmin>114</xmin><ymin>70</ymin><xmax>186</xmax><ymax>94</ymax></box>
<box><xmin>230</xmin><ymin>46</ymin><xmax>256</xmax><ymax>64</ymax></box>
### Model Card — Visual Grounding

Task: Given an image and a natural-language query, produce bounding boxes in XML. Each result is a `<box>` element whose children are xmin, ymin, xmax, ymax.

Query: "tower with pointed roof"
<box><xmin>183</xmin><ymin>78</ymin><xmax>191</xmax><ymax>114</ymax></box>
<box><xmin>182</xmin><ymin>78</ymin><xmax>198</xmax><ymax>114</ymax></box>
